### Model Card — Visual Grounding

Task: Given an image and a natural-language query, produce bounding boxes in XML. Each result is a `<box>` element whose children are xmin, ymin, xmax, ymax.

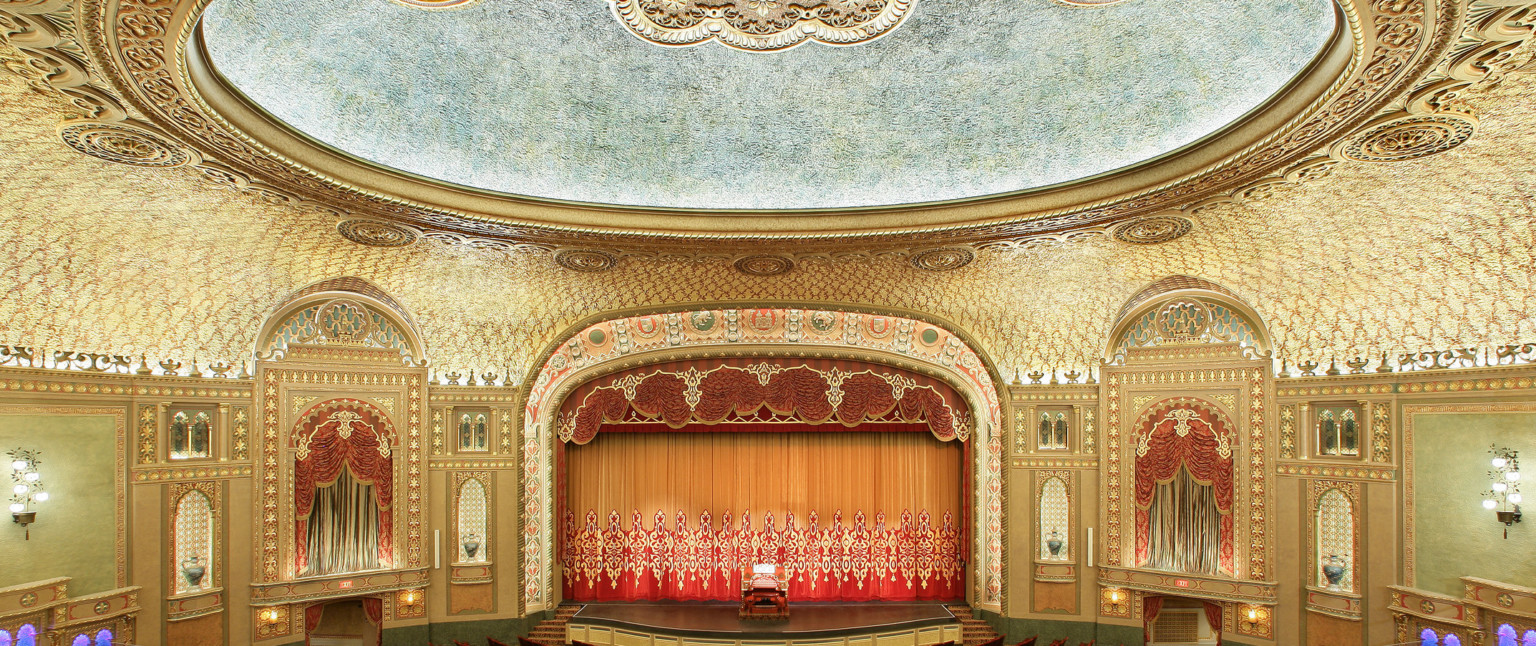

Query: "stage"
<box><xmin>565</xmin><ymin>601</ymin><xmax>964</xmax><ymax>646</ymax></box>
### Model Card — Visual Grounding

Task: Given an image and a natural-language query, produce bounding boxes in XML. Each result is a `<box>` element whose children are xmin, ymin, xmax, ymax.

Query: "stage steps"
<box><xmin>527</xmin><ymin>603</ymin><xmax>582</xmax><ymax>645</ymax></box>
<box><xmin>947</xmin><ymin>604</ymin><xmax>1002</xmax><ymax>646</ymax></box>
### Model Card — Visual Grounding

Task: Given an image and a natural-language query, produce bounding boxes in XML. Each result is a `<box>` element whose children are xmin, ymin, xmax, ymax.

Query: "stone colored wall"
<box><xmin>0</xmin><ymin>412</ymin><xmax>120</xmax><ymax>594</ymax></box>
<box><xmin>1411</xmin><ymin>410</ymin><xmax>1536</xmax><ymax>595</ymax></box>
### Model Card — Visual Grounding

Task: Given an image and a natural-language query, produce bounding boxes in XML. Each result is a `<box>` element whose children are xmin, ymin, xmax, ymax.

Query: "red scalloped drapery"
<box><xmin>1133</xmin><ymin>399</ymin><xmax>1236</xmax><ymax>574</ymax></box>
<box><xmin>294</xmin><ymin>399</ymin><xmax>396</xmax><ymax>572</ymax></box>
<box><xmin>561</xmin><ymin>359</ymin><xmax>969</xmax><ymax>444</ymax></box>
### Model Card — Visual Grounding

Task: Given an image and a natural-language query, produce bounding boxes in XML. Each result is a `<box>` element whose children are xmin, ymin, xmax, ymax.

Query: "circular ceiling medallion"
<box><xmin>1111</xmin><ymin>215</ymin><xmax>1193</xmax><ymax>245</ymax></box>
<box><xmin>609</xmin><ymin>0</ymin><xmax>914</xmax><ymax>52</ymax></box>
<box><xmin>1054</xmin><ymin>0</ymin><xmax>1130</xmax><ymax>6</ymax></box>
<box><xmin>336</xmin><ymin>219</ymin><xmax>419</xmax><ymax>247</ymax></box>
<box><xmin>909</xmin><ymin>247</ymin><xmax>976</xmax><ymax>272</ymax></box>
<box><xmin>733</xmin><ymin>255</ymin><xmax>795</xmax><ymax>276</ymax></box>
<box><xmin>388</xmin><ymin>0</ymin><xmax>479</xmax><ymax>8</ymax></box>
<box><xmin>57</xmin><ymin>119</ymin><xmax>193</xmax><ymax>168</ymax></box>
<box><xmin>1340</xmin><ymin>113</ymin><xmax>1476</xmax><ymax>162</ymax></box>
<box><xmin>553</xmin><ymin>248</ymin><xmax>618</xmax><ymax>273</ymax></box>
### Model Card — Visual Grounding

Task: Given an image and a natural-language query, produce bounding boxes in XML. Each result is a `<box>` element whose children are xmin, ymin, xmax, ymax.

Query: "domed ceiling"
<box><xmin>200</xmin><ymin>0</ymin><xmax>1335</xmax><ymax>211</ymax></box>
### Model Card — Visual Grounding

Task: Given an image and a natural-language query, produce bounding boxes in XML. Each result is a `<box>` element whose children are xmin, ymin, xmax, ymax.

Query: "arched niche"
<box><xmin>255</xmin><ymin>277</ymin><xmax>426</xmax><ymax>364</ymax></box>
<box><xmin>519</xmin><ymin>306</ymin><xmax>1006</xmax><ymax>612</ymax></box>
<box><xmin>289</xmin><ymin>398</ymin><xmax>401</xmax><ymax>577</ymax></box>
<box><xmin>1099</xmin><ymin>276</ymin><xmax>1277</xmax><ymax>591</ymax></box>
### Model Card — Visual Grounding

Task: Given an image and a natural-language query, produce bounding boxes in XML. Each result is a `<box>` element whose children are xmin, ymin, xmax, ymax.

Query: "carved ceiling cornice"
<box><xmin>0</xmin><ymin>0</ymin><xmax>1533</xmax><ymax>266</ymax></box>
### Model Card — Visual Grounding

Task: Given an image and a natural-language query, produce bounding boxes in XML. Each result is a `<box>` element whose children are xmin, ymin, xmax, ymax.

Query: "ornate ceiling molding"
<box><xmin>0</xmin><ymin>0</ymin><xmax>1530</xmax><ymax>256</ymax></box>
<box><xmin>607</xmin><ymin>0</ymin><xmax>913</xmax><ymax>52</ymax></box>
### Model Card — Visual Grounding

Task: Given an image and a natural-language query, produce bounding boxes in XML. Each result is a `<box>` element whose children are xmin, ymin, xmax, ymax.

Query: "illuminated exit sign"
<box><xmin>338</xmin><ymin>580</ymin><xmax>354</xmax><ymax>589</ymax></box>
<box><xmin>1174</xmin><ymin>579</ymin><xmax>1191</xmax><ymax>588</ymax></box>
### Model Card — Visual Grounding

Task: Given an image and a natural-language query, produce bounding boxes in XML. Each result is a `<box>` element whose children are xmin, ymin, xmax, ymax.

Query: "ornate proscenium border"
<box><xmin>519</xmin><ymin>306</ymin><xmax>1007</xmax><ymax>613</ymax></box>
<box><xmin>0</xmin><ymin>0</ymin><xmax>1515</xmax><ymax>253</ymax></box>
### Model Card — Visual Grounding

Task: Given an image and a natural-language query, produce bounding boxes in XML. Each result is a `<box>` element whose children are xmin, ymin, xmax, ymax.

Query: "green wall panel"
<box><xmin>1413</xmin><ymin>410</ymin><xmax>1536</xmax><ymax>595</ymax></box>
<box><xmin>0</xmin><ymin>413</ymin><xmax>119</xmax><ymax>594</ymax></box>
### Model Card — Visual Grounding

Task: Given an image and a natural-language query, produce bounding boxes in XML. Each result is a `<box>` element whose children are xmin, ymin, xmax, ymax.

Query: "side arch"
<box><xmin>518</xmin><ymin>305</ymin><xmax>1006</xmax><ymax>612</ymax></box>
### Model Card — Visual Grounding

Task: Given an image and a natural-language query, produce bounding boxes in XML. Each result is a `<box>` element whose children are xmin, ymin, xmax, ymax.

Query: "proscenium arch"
<box><xmin>1104</xmin><ymin>275</ymin><xmax>1273</xmax><ymax>364</ymax></box>
<box><xmin>254</xmin><ymin>276</ymin><xmax>428</xmax><ymax>364</ymax></box>
<box><xmin>518</xmin><ymin>304</ymin><xmax>1008</xmax><ymax>613</ymax></box>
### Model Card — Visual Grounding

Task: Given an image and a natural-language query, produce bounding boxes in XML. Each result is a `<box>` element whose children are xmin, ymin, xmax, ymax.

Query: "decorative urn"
<box><xmin>1046</xmin><ymin>529</ymin><xmax>1063</xmax><ymax>559</ymax></box>
<box><xmin>180</xmin><ymin>556</ymin><xmax>206</xmax><ymax>588</ymax></box>
<box><xmin>463</xmin><ymin>533</ymin><xmax>480</xmax><ymax>560</ymax></box>
<box><xmin>1322</xmin><ymin>554</ymin><xmax>1347</xmax><ymax>591</ymax></box>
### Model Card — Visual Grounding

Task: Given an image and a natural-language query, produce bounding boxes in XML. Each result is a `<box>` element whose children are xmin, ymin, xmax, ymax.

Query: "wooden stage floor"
<box><xmin>569</xmin><ymin>601</ymin><xmax>957</xmax><ymax>639</ymax></box>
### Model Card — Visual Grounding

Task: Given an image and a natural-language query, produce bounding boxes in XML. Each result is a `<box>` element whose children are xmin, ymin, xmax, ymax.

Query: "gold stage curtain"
<box><xmin>563</xmin><ymin>430</ymin><xmax>964</xmax><ymax>601</ymax></box>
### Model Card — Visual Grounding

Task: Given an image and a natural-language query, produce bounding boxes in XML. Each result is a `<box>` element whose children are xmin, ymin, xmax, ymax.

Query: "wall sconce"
<box><xmin>1102</xmin><ymin>586</ymin><xmax>1129</xmax><ymax>616</ymax></box>
<box><xmin>8</xmin><ymin>448</ymin><xmax>47</xmax><ymax>540</ymax></box>
<box><xmin>1237</xmin><ymin>604</ymin><xmax>1272</xmax><ymax>637</ymax></box>
<box><xmin>257</xmin><ymin>606</ymin><xmax>283</xmax><ymax>626</ymax></box>
<box><xmin>1482</xmin><ymin>446</ymin><xmax>1522</xmax><ymax>538</ymax></box>
<box><xmin>398</xmin><ymin>588</ymin><xmax>424</xmax><ymax>615</ymax></box>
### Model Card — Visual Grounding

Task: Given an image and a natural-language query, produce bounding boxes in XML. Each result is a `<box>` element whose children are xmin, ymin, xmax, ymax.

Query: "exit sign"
<box><xmin>1174</xmin><ymin>579</ymin><xmax>1191</xmax><ymax>588</ymax></box>
<box><xmin>338</xmin><ymin>580</ymin><xmax>354</xmax><ymax>589</ymax></box>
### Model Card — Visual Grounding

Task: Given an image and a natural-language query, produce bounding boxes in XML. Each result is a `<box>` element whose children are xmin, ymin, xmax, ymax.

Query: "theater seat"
<box><xmin>1015</xmin><ymin>637</ymin><xmax>1038</xmax><ymax>646</ymax></box>
<box><xmin>1046</xmin><ymin>639</ymin><xmax>1068</xmax><ymax>646</ymax></box>
<box><xmin>518</xmin><ymin>637</ymin><xmax>550</xmax><ymax>646</ymax></box>
<box><xmin>488</xmin><ymin>638</ymin><xmax>512</xmax><ymax>646</ymax></box>
<box><xmin>975</xmin><ymin>637</ymin><xmax>1004</xmax><ymax>646</ymax></box>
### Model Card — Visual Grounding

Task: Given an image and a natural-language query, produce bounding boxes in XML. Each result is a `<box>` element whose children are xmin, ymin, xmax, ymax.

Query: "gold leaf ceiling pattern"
<box><xmin>1</xmin><ymin>66</ymin><xmax>1534</xmax><ymax>380</ymax></box>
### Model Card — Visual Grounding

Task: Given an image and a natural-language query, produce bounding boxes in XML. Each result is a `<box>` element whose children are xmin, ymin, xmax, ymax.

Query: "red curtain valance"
<box><xmin>1133</xmin><ymin>399</ymin><xmax>1236</xmax><ymax>573</ymax></box>
<box><xmin>558</xmin><ymin>358</ymin><xmax>972</xmax><ymax>444</ymax></box>
<box><xmin>294</xmin><ymin>399</ymin><xmax>397</xmax><ymax>571</ymax></box>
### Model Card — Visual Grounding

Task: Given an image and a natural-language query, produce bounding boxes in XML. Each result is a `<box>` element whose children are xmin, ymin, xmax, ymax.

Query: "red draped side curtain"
<box><xmin>1133</xmin><ymin>400</ymin><xmax>1236</xmax><ymax>575</ymax></box>
<box><xmin>294</xmin><ymin>400</ymin><xmax>396</xmax><ymax>574</ymax></box>
<box><xmin>562</xmin><ymin>430</ymin><xmax>965</xmax><ymax>601</ymax></box>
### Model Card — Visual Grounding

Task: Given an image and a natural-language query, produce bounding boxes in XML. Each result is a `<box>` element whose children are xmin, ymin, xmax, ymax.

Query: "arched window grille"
<box><xmin>1038</xmin><ymin>477</ymin><xmax>1069</xmax><ymax>560</ymax></box>
<box><xmin>174</xmin><ymin>490</ymin><xmax>214</xmax><ymax>594</ymax></box>
<box><xmin>458</xmin><ymin>478</ymin><xmax>489</xmax><ymax>563</ymax></box>
<box><xmin>1315</xmin><ymin>488</ymin><xmax>1354</xmax><ymax>591</ymax></box>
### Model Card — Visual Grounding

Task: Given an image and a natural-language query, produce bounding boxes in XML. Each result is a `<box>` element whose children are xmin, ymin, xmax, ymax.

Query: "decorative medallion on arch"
<box><xmin>557</xmin><ymin>358</ymin><xmax>972</xmax><ymax>443</ymax></box>
<box><xmin>256</xmin><ymin>277</ymin><xmax>426</xmax><ymax>364</ymax></box>
<box><xmin>1106</xmin><ymin>276</ymin><xmax>1270</xmax><ymax>363</ymax></box>
<box><xmin>607</xmin><ymin>0</ymin><xmax>914</xmax><ymax>52</ymax></box>
<box><xmin>521</xmin><ymin>307</ymin><xmax>1004</xmax><ymax>612</ymax></box>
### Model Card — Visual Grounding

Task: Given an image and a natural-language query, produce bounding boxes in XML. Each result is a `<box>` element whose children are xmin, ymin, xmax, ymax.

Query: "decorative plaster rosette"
<box><xmin>337</xmin><ymin>220</ymin><xmax>419</xmax><ymax>247</ymax></box>
<box><xmin>553</xmin><ymin>248</ymin><xmax>618</xmax><ymax>272</ymax></box>
<box><xmin>390</xmin><ymin>0</ymin><xmax>478</xmax><ymax>8</ymax></box>
<box><xmin>57</xmin><ymin>119</ymin><xmax>194</xmax><ymax>168</ymax></box>
<box><xmin>733</xmin><ymin>254</ymin><xmax>795</xmax><ymax>275</ymax></box>
<box><xmin>608</xmin><ymin>0</ymin><xmax>913</xmax><ymax>52</ymax></box>
<box><xmin>909</xmin><ymin>247</ymin><xmax>976</xmax><ymax>272</ymax></box>
<box><xmin>1111</xmin><ymin>215</ymin><xmax>1193</xmax><ymax>245</ymax></box>
<box><xmin>1338</xmin><ymin>113</ymin><xmax>1477</xmax><ymax>162</ymax></box>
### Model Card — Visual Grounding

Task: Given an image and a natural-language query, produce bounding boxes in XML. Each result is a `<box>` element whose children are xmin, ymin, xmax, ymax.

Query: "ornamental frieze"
<box><xmin>0</xmin><ymin>0</ymin><xmax>1520</xmax><ymax>254</ymax></box>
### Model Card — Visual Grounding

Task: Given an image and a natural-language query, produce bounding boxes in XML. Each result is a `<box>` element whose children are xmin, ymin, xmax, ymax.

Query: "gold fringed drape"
<box><xmin>303</xmin><ymin>470</ymin><xmax>381</xmax><ymax>576</ymax></box>
<box><xmin>1144</xmin><ymin>467</ymin><xmax>1223</xmax><ymax>576</ymax></box>
<box><xmin>563</xmin><ymin>431</ymin><xmax>964</xmax><ymax>601</ymax></box>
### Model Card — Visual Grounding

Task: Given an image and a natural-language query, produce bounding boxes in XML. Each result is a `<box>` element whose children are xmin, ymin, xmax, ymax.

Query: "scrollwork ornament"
<box><xmin>552</xmin><ymin>248</ymin><xmax>618</xmax><ymax>273</ymax></box>
<box><xmin>909</xmin><ymin>247</ymin><xmax>976</xmax><ymax>272</ymax></box>
<box><xmin>733</xmin><ymin>254</ymin><xmax>795</xmax><ymax>276</ymax></box>
<box><xmin>608</xmin><ymin>0</ymin><xmax>914</xmax><ymax>52</ymax></box>
<box><xmin>56</xmin><ymin>118</ymin><xmax>194</xmax><ymax>167</ymax></box>
<box><xmin>1339</xmin><ymin>113</ymin><xmax>1476</xmax><ymax>162</ymax></box>
<box><xmin>1111</xmin><ymin>215</ymin><xmax>1193</xmax><ymax>245</ymax></box>
<box><xmin>336</xmin><ymin>219</ymin><xmax>419</xmax><ymax>247</ymax></box>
